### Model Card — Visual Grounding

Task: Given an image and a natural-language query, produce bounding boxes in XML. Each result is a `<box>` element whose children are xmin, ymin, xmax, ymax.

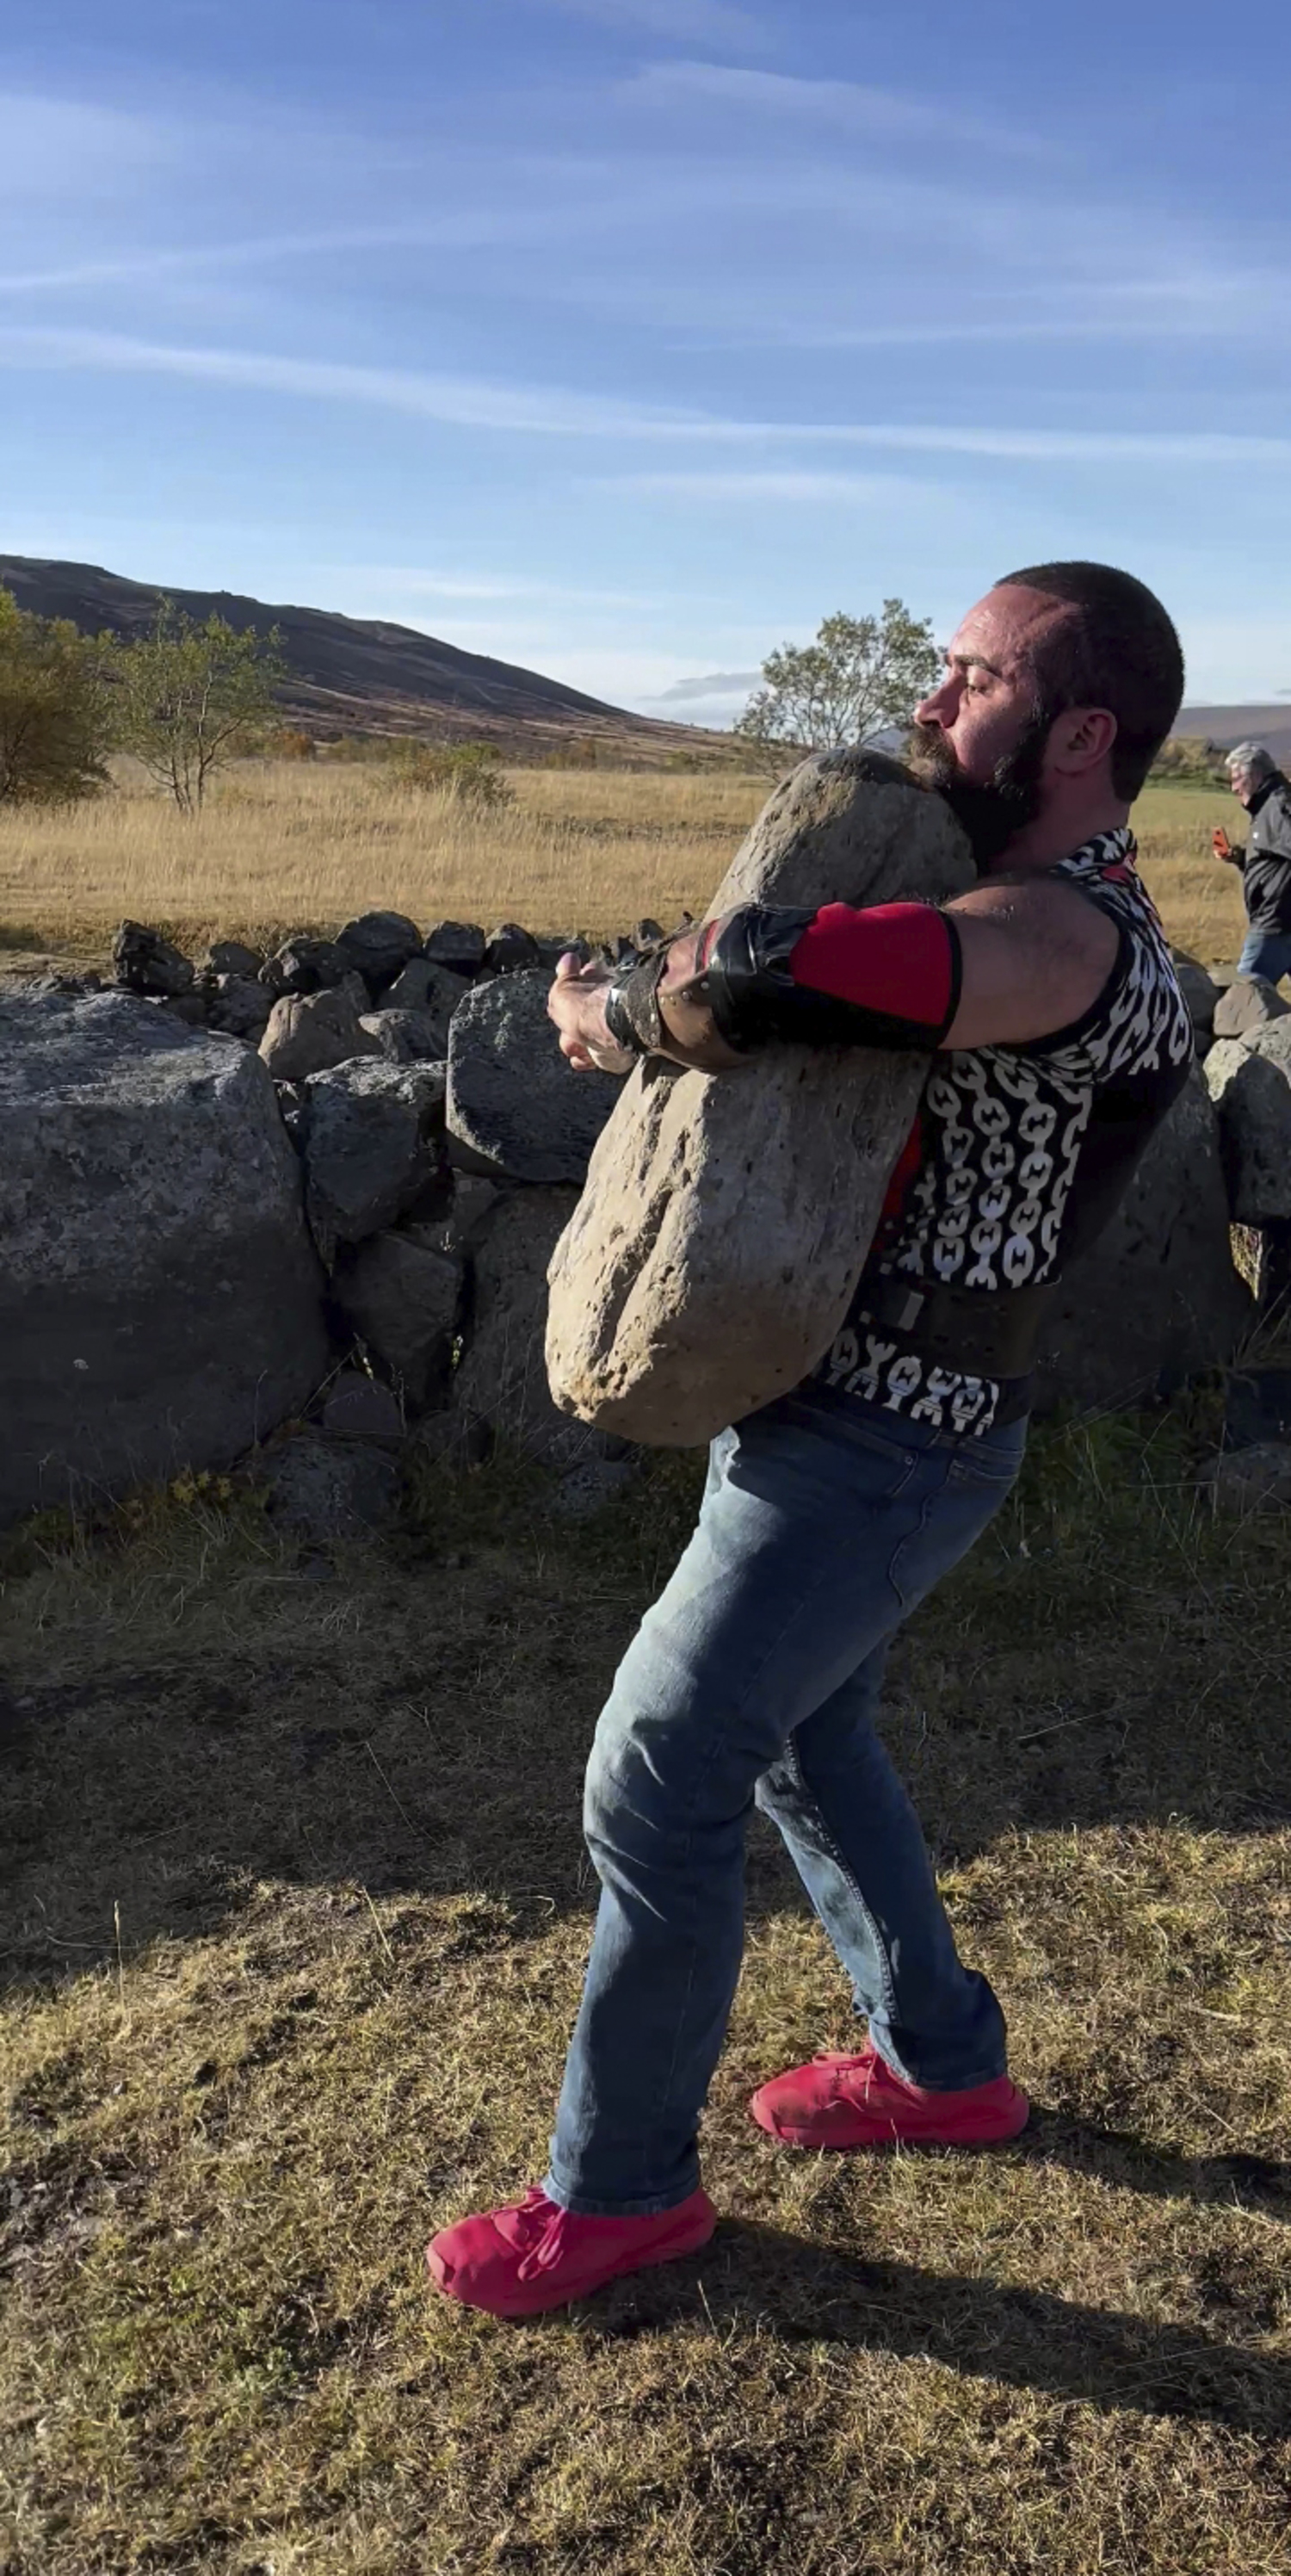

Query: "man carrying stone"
<box><xmin>428</xmin><ymin>561</ymin><xmax>1194</xmax><ymax>2318</ymax></box>
<box><xmin>1213</xmin><ymin>741</ymin><xmax>1291</xmax><ymax>988</ymax></box>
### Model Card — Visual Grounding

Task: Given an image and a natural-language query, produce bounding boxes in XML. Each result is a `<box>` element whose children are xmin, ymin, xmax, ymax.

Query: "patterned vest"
<box><xmin>805</xmin><ymin>828</ymin><xmax>1195</xmax><ymax>1435</ymax></box>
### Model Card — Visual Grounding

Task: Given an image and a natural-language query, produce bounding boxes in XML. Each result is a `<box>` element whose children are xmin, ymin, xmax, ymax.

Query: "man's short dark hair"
<box><xmin>996</xmin><ymin>560</ymin><xmax>1185</xmax><ymax>800</ymax></box>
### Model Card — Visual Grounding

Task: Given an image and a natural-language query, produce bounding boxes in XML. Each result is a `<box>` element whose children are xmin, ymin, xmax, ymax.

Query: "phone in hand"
<box><xmin>1213</xmin><ymin>827</ymin><xmax>1232</xmax><ymax>858</ymax></box>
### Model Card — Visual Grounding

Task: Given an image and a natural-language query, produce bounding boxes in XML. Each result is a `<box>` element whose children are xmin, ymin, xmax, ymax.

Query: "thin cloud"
<box><xmin>540</xmin><ymin>0</ymin><xmax>767</xmax><ymax>41</ymax></box>
<box><xmin>5</xmin><ymin>326</ymin><xmax>1291</xmax><ymax>473</ymax></box>
<box><xmin>629</xmin><ymin>60</ymin><xmax>1048</xmax><ymax>158</ymax></box>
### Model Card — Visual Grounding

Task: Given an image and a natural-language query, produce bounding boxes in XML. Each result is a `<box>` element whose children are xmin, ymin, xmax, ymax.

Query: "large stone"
<box><xmin>424</xmin><ymin>920</ymin><xmax>486</xmax><ymax>975</ymax></box>
<box><xmin>1204</xmin><ymin>1025</ymin><xmax>1291</xmax><ymax>1224</ymax></box>
<box><xmin>1213</xmin><ymin>976</ymin><xmax>1290</xmax><ymax>1040</ymax></box>
<box><xmin>203</xmin><ymin>939</ymin><xmax>263</xmax><ymax>980</ymax></box>
<box><xmin>380</xmin><ymin>960</ymin><xmax>469</xmax><ymax>1054</ymax></box>
<box><xmin>447</xmin><ymin>970</ymin><xmax>621</xmax><ymax>1183</ymax></box>
<box><xmin>545</xmin><ymin>750</ymin><xmax>975</xmax><ymax>1446</ymax></box>
<box><xmin>258</xmin><ymin>989</ymin><xmax>382</xmax><ymax>1081</ymax></box>
<box><xmin>112</xmin><ymin>920</ymin><xmax>195</xmax><ymax>998</ymax></box>
<box><xmin>1171</xmin><ymin>951</ymin><xmax>1220</xmax><ymax>1051</ymax></box>
<box><xmin>0</xmin><ymin>988</ymin><xmax>330</xmax><ymax>1523</ymax></box>
<box><xmin>485</xmin><ymin>922</ymin><xmax>540</xmax><ymax>975</ymax></box>
<box><xmin>262</xmin><ymin>935</ymin><xmax>348</xmax><ymax>997</ymax></box>
<box><xmin>1032</xmin><ymin>1063</ymin><xmax>1252</xmax><ymax>1414</ymax></box>
<box><xmin>333</xmin><ymin>1230</ymin><xmax>463</xmax><ymax>1405</ymax></box>
<box><xmin>207</xmin><ymin>973</ymin><xmax>273</xmax><ymax>1043</ymax></box>
<box><xmin>302</xmin><ymin>1059</ymin><xmax>447</xmax><ymax>1263</ymax></box>
<box><xmin>447</xmin><ymin>1186</ymin><xmax>619</xmax><ymax>1467</ymax></box>
<box><xmin>263</xmin><ymin>1434</ymin><xmax>399</xmax><ymax>1539</ymax></box>
<box><xmin>336</xmin><ymin>910</ymin><xmax>423</xmax><ymax>988</ymax></box>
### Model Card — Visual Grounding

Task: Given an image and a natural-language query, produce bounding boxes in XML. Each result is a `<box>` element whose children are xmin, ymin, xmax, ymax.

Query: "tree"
<box><xmin>0</xmin><ymin>587</ymin><xmax>115</xmax><ymax>806</ymax></box>
<box><xmin>114</xmin><ymin>602</ymin><xmax>286</xmax><ymax>813</ymax></box>
<box><xmin>734</xmin><ymin>601</ymin><xmax>940</xmax><ymax>766</ymax></box>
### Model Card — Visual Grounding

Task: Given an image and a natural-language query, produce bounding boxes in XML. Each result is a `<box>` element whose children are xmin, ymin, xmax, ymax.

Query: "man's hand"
<box><xmin>547</xmin><ymin>952</ymin><xmax>637</xmax><ymax>1075</ymax></box>
<box><xmin>1213</xmin><ymin>827</ymin><xmax>1239</xmax><ymax>864</ymax></box>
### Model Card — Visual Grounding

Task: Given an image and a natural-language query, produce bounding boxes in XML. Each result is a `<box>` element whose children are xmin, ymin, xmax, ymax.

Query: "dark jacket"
<box><xmin>1237</xmin><ymin>772</ymin><xmax>1291</xmax><ymax>936</ymax></box>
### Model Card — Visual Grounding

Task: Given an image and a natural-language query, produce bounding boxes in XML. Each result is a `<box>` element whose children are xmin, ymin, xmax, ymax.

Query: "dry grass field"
<box><xmin>3</xmin><ymin>1418</ymin><xmax>1290</xmax><ymax>2575</ymax></box>
<box><xmin>0</xmin><ymin>762</ymin><xmax>1251</xmax><ymax>973</ymax></box>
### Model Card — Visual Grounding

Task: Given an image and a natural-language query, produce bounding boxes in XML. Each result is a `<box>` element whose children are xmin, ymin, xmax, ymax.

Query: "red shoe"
<box><xmin>426</xmin><ymin>2184</ymin><xmax>717</xmax><ymax>2319</ymax></box>
<box><xmin>751</xmin><ymin>2040</ymin><xmax>1028</xmax><ymax>2151</ymax></box>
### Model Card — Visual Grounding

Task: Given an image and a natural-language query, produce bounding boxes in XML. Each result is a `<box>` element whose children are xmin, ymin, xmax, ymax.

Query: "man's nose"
<box><xmin>915</xmin><ymin>678</ymin><xmax>954</xmax><ymax>728</ymax></box>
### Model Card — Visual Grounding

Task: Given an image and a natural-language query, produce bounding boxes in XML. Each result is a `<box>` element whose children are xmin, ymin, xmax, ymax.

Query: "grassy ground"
<box><xmin>3</xmin><ymin>1410</ymin><xmax>1289</xmax><ymax>2575</ymax></box>
<box><xmin>0</xmin><ymin>765</ymin><xmax>1250</xmax><ymax>974</ymax></box>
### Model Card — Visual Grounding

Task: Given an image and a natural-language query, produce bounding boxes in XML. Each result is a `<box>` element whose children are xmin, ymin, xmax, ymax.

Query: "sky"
<box><xmin>3</xmin><ymin>0</ymin><xmax>1290</xmax><ymax>724</ymax></box>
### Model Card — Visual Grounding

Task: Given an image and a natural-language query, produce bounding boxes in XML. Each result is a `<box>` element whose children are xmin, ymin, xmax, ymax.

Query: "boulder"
<box><xmin>112</xmin><ymin>920</ymin><xmax>195</xmax><ymax>998</ymax></box>
<box><xmin>262</xmin><ymin>936</ymin><xmax>348</xmax><ymax>997</ymax></box>
<box><xmin>258</xmin><ymin>989</ymin><xmax>382</xmax><ymax>1082</ymax></box>
<box><xmin>1224</xmin><ymin>1365</ymin><xmax>1291</xmax><ymax>1451</ymax></box>
<box><xmin>0</xmin><ymin>987</ymin><xmax>330</xmax><ymax>1523</ymax></box>
<box><xmin>1032</xmin><ymin>1064</ymin><xmax>1252</xmax><ymax>1415</ymax></box>
<box><xmin>207</xmin><ymin>974</ymin><xmax>273</xmax><ymax>1043</ymax></box>
<box><xmin>204</xmin><ymin>939</ymin><xmax>263</xmax><ymax>980</ymax></box>
<box><xmin>1213</xmin><ymin>976</ymin><xmax>1290</xmax><ymax>1040</ymax></box>
<box><xmin>336</xmin><ymin>910</ymin><xmax>423</xmax><ymax>988</ymax></box>
<box><xmin>322</xmin><ymin>1371</ymin><xmax>405</xmax><ymax>1442</ymax></box>
<box><xmin>1204</xmin><ymin>1025</ymin><xmax>1291</xmax><ymax>1224</ymax></box>
<box><xmin>380</xmin><ymin>961</ymin><xmax>470</xmax><ymax>1054</ymax></box>
<box><xmin>1171</xmin><ymin>951</ymin><xmax>1220</xmax><ymax>1051</ymax></box>
<box><xmin>159</xmin><ymin>992</ymin><xmax>210</xmax><ymax>1029</ymax></box>
<box><xmin>447</xmin><ymin>1186</ymin><xmax>621</xmax><ymax>1468</ymax></box>
<box><xmin>485</xmin><ymin>923</ymin><xmax>540</xmax><ymax>975</ymax></box>
<box><xmin>262</xmin><ymin>1434</ymin><xmax>399</xmax><ymax>1539</ymax></box>
<box><xmin>545</xmin><ymin>750</ymin><xmax>975</xmax><ymax>1446</ymax></box>
<box><xmin>424</xmin><ymin>920</ymin><xmax>486</xmax><ymax>975</ymax></box>
<box><xmin>447</xmin><ymin>969</ymin><xmax>621</xmax><ymax>1184</ymax></box>
<box><xmin>1202</xmin><ymin>1443</ymin><xmax>1291</xmax><ymax>1513</ymax></box>
<box><xmin>405</xmin><ymin>1173</ymin><xmax>499</xmax><ymax>1261</ymax></box>
<box><xmin>301</xmin><ymin>1059</ymin><xmax>447</xmax><ymax>1263</ymax></box>
<box><xmin>332</xmin><ymin>1231</ymin><xmax>463</xmax><ymax>1405</ymax></box>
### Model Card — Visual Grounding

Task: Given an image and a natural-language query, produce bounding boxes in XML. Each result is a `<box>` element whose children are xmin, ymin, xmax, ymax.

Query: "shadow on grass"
<box><xmin>2</xmin><ymin>1408</ymin><xmax>1289</xmax><ymax>1991</ymax></box>
<box><xmin>578</xmin><ymin>2218</ymin><xmax>1290</xmax><ymax>2433</ymax></box>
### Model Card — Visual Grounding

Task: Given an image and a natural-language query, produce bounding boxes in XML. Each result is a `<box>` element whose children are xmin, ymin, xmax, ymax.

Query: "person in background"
<box><xmin>1213</xmin><ymin>742</ymin><xmax>1291</xmax><ymax>986</ymax></box>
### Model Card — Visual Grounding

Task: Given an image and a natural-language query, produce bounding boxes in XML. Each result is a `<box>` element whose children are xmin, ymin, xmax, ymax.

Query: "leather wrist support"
<box><xmin>702</xmin><ymin>903</ymin><xmax>962</xmax><ymax>1053</ymax></box>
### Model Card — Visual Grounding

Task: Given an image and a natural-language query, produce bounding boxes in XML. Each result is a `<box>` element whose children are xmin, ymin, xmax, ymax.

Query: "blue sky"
<box><xmin>3</xmin><ymin>0</ymin><xmax>1290</xmax><ymax>721</ymax></box>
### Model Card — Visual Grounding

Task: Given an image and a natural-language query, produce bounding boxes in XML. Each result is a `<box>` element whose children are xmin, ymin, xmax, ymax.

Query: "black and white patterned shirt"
<box><xmin>805</xmin><ymin>829</ymin><xmax>1194</xmax><ymax>1435</ymax></box>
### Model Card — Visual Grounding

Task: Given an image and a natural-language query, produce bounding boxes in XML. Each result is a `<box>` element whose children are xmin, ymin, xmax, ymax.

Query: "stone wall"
<box><xmin>2</xmin><ymin>915</ymin><xmax>1280</xmax><ymax>1532</ymax></box>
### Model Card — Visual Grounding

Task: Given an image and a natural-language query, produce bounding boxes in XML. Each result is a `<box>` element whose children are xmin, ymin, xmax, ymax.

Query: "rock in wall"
<box><xmin>0</xmin><ymin>987</ymin><xmax>330</xmax><ymax>1520</ymax></box>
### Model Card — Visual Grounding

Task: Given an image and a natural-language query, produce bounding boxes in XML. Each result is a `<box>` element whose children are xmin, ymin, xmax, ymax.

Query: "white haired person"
<box><xmin>1214</xmin><ymin>743</ymin><xmax>1291</xmax><ymax>987</ymax></box>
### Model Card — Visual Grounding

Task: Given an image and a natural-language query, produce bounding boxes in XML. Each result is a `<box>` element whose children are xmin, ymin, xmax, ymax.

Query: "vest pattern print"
<box><xmin>807</xmin><ymin>828</ymin><xmax>1195</xmax><ymax>1436</ymax></box>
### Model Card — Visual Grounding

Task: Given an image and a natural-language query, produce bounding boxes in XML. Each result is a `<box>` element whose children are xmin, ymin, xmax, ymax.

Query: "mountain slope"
<box><xmin>0</xmin><ymin>554</ymin><xmax>721</xmax><ymax>758</ymax></box>
<box><xmin>1177</xmin><ymin>704</ymin><xmax>1291</xmax><ymax>763</ymax></box>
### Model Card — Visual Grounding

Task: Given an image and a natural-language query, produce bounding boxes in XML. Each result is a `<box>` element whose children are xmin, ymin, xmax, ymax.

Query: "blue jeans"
<box><xmin>544</xmin><ymin>1389</ymin><xmax>1028</xmax><ymax>2217</ymax></box>
<box><xmin>1238</xmin><ymin>928</ymin><xmax>1291</xmax><ymax>984</ymax></box>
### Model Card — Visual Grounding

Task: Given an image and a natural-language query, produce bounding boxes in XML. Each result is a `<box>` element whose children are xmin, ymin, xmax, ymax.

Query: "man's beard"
<box><xmin>908</xmin><ymin>716</ymin><xmax>1048</xmax><ymax>867</ymax></box>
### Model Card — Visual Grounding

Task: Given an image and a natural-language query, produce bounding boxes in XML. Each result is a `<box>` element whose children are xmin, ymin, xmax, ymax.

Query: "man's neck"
<box><xmin>984</xmin><ymin>796</ymin><xmax>1132</xmax><ymax>877</ymax></box>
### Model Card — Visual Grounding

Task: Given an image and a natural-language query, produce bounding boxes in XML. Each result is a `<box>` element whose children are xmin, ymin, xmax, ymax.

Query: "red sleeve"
<box><xmin>788</xmin><ymin>901</ymin><xmax>958</xmax><ymax>1036</ymax></box>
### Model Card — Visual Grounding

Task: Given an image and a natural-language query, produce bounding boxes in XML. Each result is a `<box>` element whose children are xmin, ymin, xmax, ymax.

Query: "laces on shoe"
<box><xmin>510</xmin><ymin>2189</ymin><xmax>575</xmax><ymax>2282</ymax></box>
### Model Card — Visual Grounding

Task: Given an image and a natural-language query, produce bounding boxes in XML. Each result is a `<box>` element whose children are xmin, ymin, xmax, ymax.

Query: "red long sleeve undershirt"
<box><xmin>787</xmin><ymin>901</ymin><xmax>958</xmax><ymax>1035</ymax></box>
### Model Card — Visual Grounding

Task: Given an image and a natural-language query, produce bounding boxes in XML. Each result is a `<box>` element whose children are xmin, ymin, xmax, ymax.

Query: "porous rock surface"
<box><xmin>1204</xmin><ymin>1018</ymin><xmax>1291</xmax><ymax>1224</ymax></box>
<box><xmin>545</xmin><ymin>749</ymin><xmax>975</xmax><ymax>1446</ymax></box>
<box><xmin>258</xmin><ymin>988</ymin><xmax>382</xmax><ymax>1081</ymax></box>
<box><xmin>447</xmin><ymin>970</ymin><xmax>621</xmax><ymax>1184</ymax></box>
<box><xmin>301</xmin><ymin>1058</ymin><xmax>447</xmax><ymax>1262</ymax></box>
<box><xmin>443</xmin><ymin>1186</ymin><xmax>623</xmax><ymax>1469</ymax></box>
<box><xmin>0</xmin><ymin>986</ymin><xmax>330</xmax><ymax>1521</ymax></box>
<box><xmin>1032</xmin><ymin>1062</ymin><xmax>1252</xmax><ymax>1412</ymax></box>
<box><xmin>1212</xmin><ymin>975</ymin><xmax>1290</xmax><ymax>1040</ymax></box>
<box><xmin>332</xmin><ymin>1229</ymin><xmax>463</xmax><ymax>1405</ymax></box>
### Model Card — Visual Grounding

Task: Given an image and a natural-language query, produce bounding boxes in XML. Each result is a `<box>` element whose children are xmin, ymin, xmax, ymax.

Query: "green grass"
<box><xmin>2</xmin><ymin>1415</ymin><xmax>1290</xmax><ymax>2574</ymax></box>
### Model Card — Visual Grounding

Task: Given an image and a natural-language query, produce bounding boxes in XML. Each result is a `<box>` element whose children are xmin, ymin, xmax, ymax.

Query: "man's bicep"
<box><xmin>941</xmin><ymin>886</ymin><xmax>1119</xmax><ymax>1050</ymax></box>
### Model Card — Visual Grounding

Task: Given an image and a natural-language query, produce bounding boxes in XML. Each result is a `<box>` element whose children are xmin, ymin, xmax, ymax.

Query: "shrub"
<box><xmin>0</xmin><ymin>588</ymin><xmax>115</xmax><ymax>807</ymax></box>
<box><xmin>387</xmin><ymin>740</ymin><xmax>515</xmax><ymax>809</ymax></box>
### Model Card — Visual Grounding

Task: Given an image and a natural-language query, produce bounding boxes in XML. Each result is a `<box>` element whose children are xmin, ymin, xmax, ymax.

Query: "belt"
<box><xmin>856</xmin><ymin>1267</ymin><xmax>1059</xmax><ymax>1380</ymax></box>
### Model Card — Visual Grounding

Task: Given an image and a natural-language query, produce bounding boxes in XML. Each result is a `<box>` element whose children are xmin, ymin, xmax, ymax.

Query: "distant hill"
<box><xmin>1177</xmin><ymin>704</ymin><xmax>1291</xmax><ymax>764</ymax></box>
<box><xmin>0</xmin><ymin>554</ymin><xmax>731</xmax><ymax>763</ymax></box>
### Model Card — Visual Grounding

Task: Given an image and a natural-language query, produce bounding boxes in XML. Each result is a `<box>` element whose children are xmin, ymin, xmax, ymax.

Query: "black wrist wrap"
<box><xmin>603</xmin><ymin>944</ymin><xmax>673</xmax><ymax>1056</ymax></box>
<box><xmin>702</xmin><ymin>905</ymin><xmax>960</xmax><ymax>1053</ymax></box>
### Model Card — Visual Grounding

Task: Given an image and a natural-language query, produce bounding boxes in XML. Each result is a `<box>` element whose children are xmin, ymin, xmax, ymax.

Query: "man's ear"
<box><xmin>1047</xmin><ymin>705</ymin><xmax>1118</xmax><ymax>777</ymax></box>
